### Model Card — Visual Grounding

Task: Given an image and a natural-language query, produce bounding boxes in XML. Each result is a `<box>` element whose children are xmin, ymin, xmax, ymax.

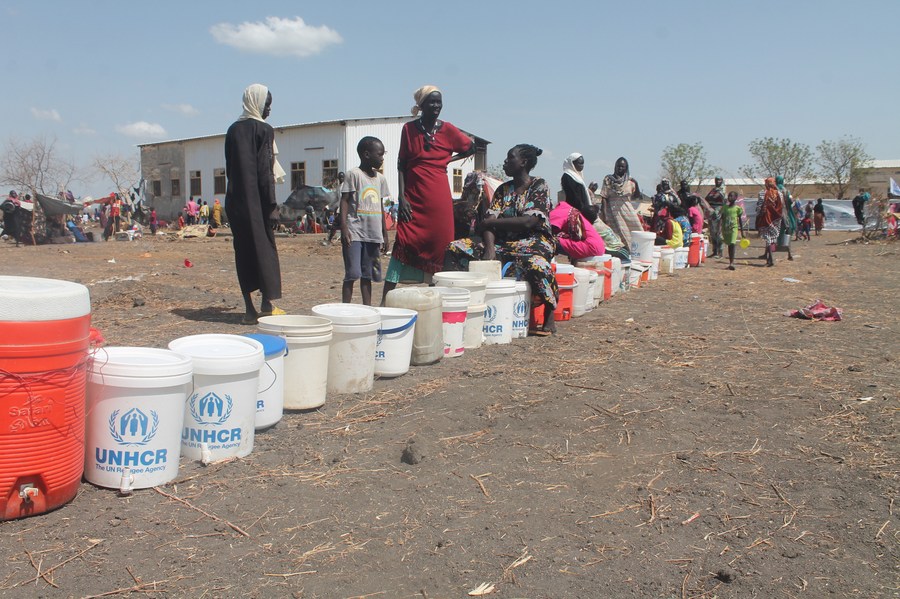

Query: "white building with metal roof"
<box><xmin>139</xmin><ymin>116</ymin><xmax>489</xmax><ymax>220</ymax></box>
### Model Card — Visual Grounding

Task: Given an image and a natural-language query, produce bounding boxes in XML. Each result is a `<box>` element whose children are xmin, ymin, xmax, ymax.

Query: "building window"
<box><xmin>291</xmin><ymin>162</ymin><xmax>306</xmax><ymax>189</ymax></box>
<box><xmin>171</xmin><ymin>178</ymin><xmax>181</xmax><ymax>197</ymax></box>
<box><xmin>152</xmin><ymin>180</ymin><xmax>161</xmax><ymax>197</ymax></box>
<box><xmin>452</xmin><ymin>168</ymin><xmax>463</xmax><ymax>195</ymax></box>
<box><xmin>190</xmin><ymin>170</ymin><xmax>201</xmax><ymax>197</ymax></box>
<box><xmin>214</xmin><ymin>168</ymin><xmax>226</xmax><ymax>195</ymax></box>
<box><xmin>323</xmin><ymin>159</ymin><xmax>338</xmax><ymax>188</ymax></box>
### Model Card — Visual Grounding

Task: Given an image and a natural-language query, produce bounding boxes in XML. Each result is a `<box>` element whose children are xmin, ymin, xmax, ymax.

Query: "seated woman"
<box><xmin>549</xmin><ymin>200</ymin><xmax>605</xmax><ymax>263</ymax></box>
<box><xmin>654</xmin><ymin>206</ymin><xmax>684</xmax><ymax>249</ymax></box>
<box><xmin>446</xmin><ymin>144</ymin><xmax>559</xmax><ymax>335</ymax></box>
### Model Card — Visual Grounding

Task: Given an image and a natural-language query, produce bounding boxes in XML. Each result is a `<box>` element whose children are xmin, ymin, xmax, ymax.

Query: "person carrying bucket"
<box><xmin>340</xmin><ymin>137</ymin><xmax>391</xmax><ymax>306</ymax></box>
<box><xmin>721</xmin><ymin>192</ymin><xmax>745</xmax><ymax>271</ymax></box>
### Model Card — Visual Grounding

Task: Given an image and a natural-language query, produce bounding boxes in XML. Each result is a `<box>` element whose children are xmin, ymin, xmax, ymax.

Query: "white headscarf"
<box><xmin>411</xmin><ymin>84</ymin><xmax>442</xmax><ymax>116</ymax></box>
<box><xmin>238</xmin><ymin>83</ymin><xmax>285</xmax><ymax>183</ymax></box>
<box><xmin>562</xmin><ymin>153</ymin><xmax>594</xmax><ymax>205</ymax></box>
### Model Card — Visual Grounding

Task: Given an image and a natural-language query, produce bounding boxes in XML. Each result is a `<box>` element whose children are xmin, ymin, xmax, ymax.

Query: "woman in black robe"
<box><xmin>224</xmin><ymin>83</ymin><xmax>285</xmax><ymax>324</ymax></box>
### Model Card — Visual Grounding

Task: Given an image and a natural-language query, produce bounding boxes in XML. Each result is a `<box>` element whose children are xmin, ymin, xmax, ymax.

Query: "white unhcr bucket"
<box><xmin>242</xmin><ymin>334</ymin><xmax>288</xmax><ymax>430</ymax></box>
<box><xmin>464</xmin><ymin>303</ymin><xmax>486</xmax><ymax>349</ymax></box>
<box><xmin>572</xmin><ymin>268</ymin><xmax>592</xmax><ymax>318</ymax></box>
<box><xmin>650</xmin><ymin>251</ymin><xmax>661</xmax><ymax>280</ymax></box>
<box><xmin>629</xmin><ymin>230</ymin><xmax>657</xmax><ymax>262</ymax></box>
<box><xmin>483</xmin><ymin>279</ymin><xmax>516</xmax><ymax>345</ymax></box>
<box><xmin>257</xmin><ymin>315</ymin><xmax>332</xmax><ymax>410</ymax></box>
<box><xmin>85</xmin><ymin>347</ymin><xmax>192</xmax><ymax>490</ymax></box>
<box><xmin>168</xmin><ymin>334</ymin><xmax>264</xmax><ymax>462</ymax></box>
<box><xmin>674</xmin><ymin>247</ymin><xmax>689</xmax><ymax>269</ymax></box>
<box><xmin>311</xmin><ymin>304</ymin><xmax>380</xmax><ymax>394</ymax></box>
<box><xmin>433</xmin><ymin>287</ymin><xmax>470</xmax><ymax>357</ymax></box>
<box><xmin>433</xmin><ymin>271</ymin><xmax>488</xmax><ymax>306</ymax></box>
<box><xmin>373</xmin><ymin>307</ymin><xmax>417</xmax><ymax>377</ymax></box>
<box><xmin>511</xmin><ymin>281</ymin><xmax>530</xmax><ymax>338</ymax></box>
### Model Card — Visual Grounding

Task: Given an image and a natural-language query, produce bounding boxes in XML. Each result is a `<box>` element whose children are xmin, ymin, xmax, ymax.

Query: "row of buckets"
<box><xmin>0</xmin><ymin>234</ymin><xmax>711</xmax><ymax>519</ymax></box>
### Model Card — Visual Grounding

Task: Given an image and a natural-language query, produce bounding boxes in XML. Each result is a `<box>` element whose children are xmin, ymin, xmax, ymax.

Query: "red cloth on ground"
<box><xmin>787</xmin><ymin>300</ymin><xmax>842</xmax><ymax>321</ymax></box>
<box><xmin>393</xmin><ymin>120</ymin><xmax>472</xmax><ymax>273</ymax></box>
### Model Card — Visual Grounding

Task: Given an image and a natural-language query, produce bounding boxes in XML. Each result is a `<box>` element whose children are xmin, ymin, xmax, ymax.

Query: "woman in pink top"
<box><xmin>549</xmin><ymin>201</ymin><xmax>605</xmax><ymax>262</ymax></box>
<box><xmin>686</xmin><ymin>195</ymin><xmax>704</xmax><ymax>238</ymax></box>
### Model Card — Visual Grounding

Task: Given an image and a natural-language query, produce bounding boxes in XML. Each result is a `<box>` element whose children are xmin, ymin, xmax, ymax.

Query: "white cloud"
<box><xmin>210</xmin><ymin>16</ymin><xmax>342</xmax><ymax>59</ymax></box>
<box><xmin>73</xmin><ymin>124</ymin><xmax>96</xmax><ymax>135</ymax></box>
<box><xmin>31</xmin><ymin>107</ymin><xmax>61</xmax><ymax>122</ymax></box>
<box><xmin>162</xmin><ymin>103</ymin><xmax>200</xmax><ymax>116</ymax></box>
<box><xmin>116</xmin><ymin>121</ymin><xmax>167</xmax><ymax>139</ymax></box>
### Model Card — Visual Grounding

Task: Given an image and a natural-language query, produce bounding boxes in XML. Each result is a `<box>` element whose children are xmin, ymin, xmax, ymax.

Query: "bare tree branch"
<box><xmin>0</xmin><ymin>136</ymin><xmax>78</xmax><ymax>195</ymax></box>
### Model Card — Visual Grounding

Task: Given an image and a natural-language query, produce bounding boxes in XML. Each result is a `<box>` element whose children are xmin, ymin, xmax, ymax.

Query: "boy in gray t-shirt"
<box><xmin>340</xmin><ymin>136</ymin><xmax>390</xmax><ymax>305</ymax></box>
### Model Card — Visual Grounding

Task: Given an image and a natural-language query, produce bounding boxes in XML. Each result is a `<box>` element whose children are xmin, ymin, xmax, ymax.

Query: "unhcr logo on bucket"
<box><xmin>108</xmin><ymin>408</ymin><xmax>159</xmax><ymax>446</ymax></box>
<box><xmin>484</xmin><ymin>304</ymin><xmax>497</xmax><ymax>323</ymax></box>
<box><xmin>189</xmin><ymin>392</ymin><xmax>233</xmax><ymax>425</ymax></box>
<box><xmin>95</xmin><ymin>408</ymin><xmax>168</xmax><ymax>474</ymax></box>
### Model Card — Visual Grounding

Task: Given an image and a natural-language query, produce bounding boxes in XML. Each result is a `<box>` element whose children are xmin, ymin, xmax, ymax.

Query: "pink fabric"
<box><xmin>550</xmin><ymin>201</ymin><xmax>605</xmax><ymax>260</ymax></box>
<box><xmin>787</xmin><ymin>300</ymin><xmax>842</xmax><ymax>321</ymax></box>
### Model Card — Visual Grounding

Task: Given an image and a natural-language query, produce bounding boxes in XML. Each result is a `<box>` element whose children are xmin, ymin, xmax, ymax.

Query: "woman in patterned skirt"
<box><xmin>755</xmin><ymin>177</ymin><xmax>783</xmax><ymax>267</ymax></box>
<box><xmin>598</xmin><ymin>157</ymin><xmax>643</xmax><ymax>252</ymax></box>
<box><xmin>446</xmin><ymin>144</ymin><xmax>559</xmax><ymax>335</ymax></box>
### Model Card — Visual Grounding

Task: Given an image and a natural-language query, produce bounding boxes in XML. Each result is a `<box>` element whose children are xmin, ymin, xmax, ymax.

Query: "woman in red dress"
<box><xmin>382</xmin><ymin>85</ymin><xmax>474</xmax><ymax>303</ymax></box>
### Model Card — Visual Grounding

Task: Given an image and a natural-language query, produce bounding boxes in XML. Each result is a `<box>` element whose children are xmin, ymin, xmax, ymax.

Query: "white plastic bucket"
<box><xmin>242</xmin><ymin>334</ymin><xmax>287</xmax><ymax>430</ymax></box>
<box><xmin>432</xmin><ymin>287</ymin><xmax>470</xmax><ymax>357</ymax></box>
<box><xmin>467</xmin><ymin>260</ymin><xmax>501</xmax><ymax>282</ymax></box>
<box><xmin>628</xmin><ymin>262</ymin><xmax>645</xmax><ymax>288</ymax></box>
<box><xmin>629</xmin><ymin>230</ymin><xmax>657</xmax><ymax>262</ymax></box>
<box><xmin>511</xmin><ymin>281</ymin><xmax>530</xmax><ymax>338</ymax></box>
<box><xmin>168</xmin><ymin>334</ymin><xmax>264</xmax><ymax>462</ymax></box>
<box><xmin>257</xmin><ymin>315</ymin><xmax>332</xmax><ymax>410</ymax></box>
<box><xmin>385</xmin><ymin>288</ymin><xmax>443</xmax><ymax>365</ymax></box>
<box><xmin>586</xmin><ymin>271</ymin><xmax>599</xmax><ymax>310</ymax></box>
<box><xmin>464</xmin><ymin>303</ymin><xmax>486</xmax><ymax>349</ymax></box>
<box><xmin>85</xmin><ymin>347</ymin><xmax>192</xmax><ymax>490</ymax></box>
<box><xmin>373</xmin><ymin>307</ymin><xmax>417</xmax><ymax>377</ymax></box>
<box><xmin>311</xmin><ymin>304</ymin><xmax>381</xmax><ymax>394</ymax></box>
<box><xmin>611</xmin><ymin>258</ymin><xmax>623</xmax><ymax>294</ymax></box>
<box><xmin>483</xmin><ymin>279</ymin><xmax>516</xmax><ymax>345</ymax></box>
<box><xmin>650</xmin><ymin>251</ymin><xmax>661</xmax><ymax>280</ymax></box>
<box><xmin>572</xmin><ymin>267</ymin><xmax>592</xmax><ymax>318</ymax></box>
<box><xmin>433</xmin><ymin>271</ymin><xmax>488</xmax><ymax>306</ymax></box>
<box><xmin>659</xmin><ymin>248</ymin><xmax>675</xmax><ymax>275</ymax></box>
<box><xmin>674</xmin><ymin>247</ymin><xmax>689</xmax><ymax>269</ymax></box>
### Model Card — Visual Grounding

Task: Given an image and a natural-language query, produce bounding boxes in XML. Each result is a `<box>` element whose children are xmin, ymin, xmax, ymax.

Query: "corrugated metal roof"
<box><xmin>865</xmin><ymin>159</ymin><xmax>900</xmax><ymax>169</ymax></box>
<box><xmin>137</xmin><ymin>115</ymin><xmax>490</xmax><ymax>147</ymax></box>
<box><xmin>137</xmin><ymin>116</ymin><xmax>411</xmax><ymax>147</ymax></box>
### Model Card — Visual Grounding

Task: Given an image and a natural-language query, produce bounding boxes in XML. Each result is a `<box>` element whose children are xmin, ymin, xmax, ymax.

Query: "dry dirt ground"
<box><xmin>0</xmin><ymin>227</ymin><xmax>897</xmax><ymax>599</ymax></box>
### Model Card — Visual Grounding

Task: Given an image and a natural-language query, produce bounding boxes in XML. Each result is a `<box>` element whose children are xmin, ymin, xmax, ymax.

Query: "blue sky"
<box><xmin>2</xmin><ymin>0</ymin><xmax>897</xmax><ymax>198</ymax></box>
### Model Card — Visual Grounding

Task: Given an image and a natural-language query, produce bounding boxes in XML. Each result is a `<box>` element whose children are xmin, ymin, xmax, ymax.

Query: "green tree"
<box><xmin>815</xmin><ymin>136</ymin><xmax>872</xmax><ymax>199</ymax></box>
<box><xmin>659</xmin><ymin>142</ymin><xmax>715</xmax><ymax>188</ymax></box>
<box><xmin>740</xmin><ymin>137</ymin><xmax>814</xmax><ymax>195</ymax></box>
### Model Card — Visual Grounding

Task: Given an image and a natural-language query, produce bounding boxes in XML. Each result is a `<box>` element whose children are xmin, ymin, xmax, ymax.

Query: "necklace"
<box><xmin>416</xmin><ymin>119</ymin><xmax>442</xmax><ymax>150</ymax></box>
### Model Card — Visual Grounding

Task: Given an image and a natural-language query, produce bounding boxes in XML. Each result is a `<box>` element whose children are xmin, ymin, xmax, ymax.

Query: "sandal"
<box><xmin>529</xmin><ymin>329</ymin><xmax>553</xmax><ymax>337</ymax></box>
<box><xmin>258</xmin><ymin>306</ymin><xmax>287</xmax><ymax>317</ymax></box>
<box><xmin>241</xmin><ymin>313</ymin><xmax>259</xmax><ymax>325</ymax></box>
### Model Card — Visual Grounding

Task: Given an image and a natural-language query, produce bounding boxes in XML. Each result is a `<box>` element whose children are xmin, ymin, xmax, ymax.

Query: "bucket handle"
<box><xmin>378</xmin><ymin>313</ymin><xmax>417</xmax><ymax>335</ymax></box>
<box><xmin>259</xmin><ymin>361</ymin><xmax>277</xmax><ymax>393</ymax></box>
<box><xmin>500</xmin><ymin>261</ymin><xmax>513</xmax><ymax>277</ymax></box>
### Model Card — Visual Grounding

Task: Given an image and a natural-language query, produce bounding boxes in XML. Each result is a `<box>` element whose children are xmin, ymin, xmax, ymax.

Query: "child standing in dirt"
<box><xmin>340</xmin><ymin>137</ymin><xmax>390</xmax><ymax>305</ymax></box>
<box><xmin>722</xmin><ymin>192</ymin><xmax>744</xmax><ymax>270</ymax></box>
